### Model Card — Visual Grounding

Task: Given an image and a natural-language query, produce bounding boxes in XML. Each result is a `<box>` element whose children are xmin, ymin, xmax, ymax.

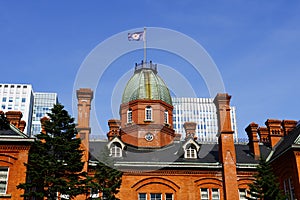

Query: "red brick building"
<box><xmin>76</xmin><ymin>62</ymin><xmax>300</xmax><ymax>200</ymax></box>
<box><xmin>1</xmin><ymin>62</ymin><xmax>299</xmax><ymax>199</ymax></box>
<box><xmin>0</xmin><ymin>111</ymin><xmax>33</xmax><ymax>199</ymax></box>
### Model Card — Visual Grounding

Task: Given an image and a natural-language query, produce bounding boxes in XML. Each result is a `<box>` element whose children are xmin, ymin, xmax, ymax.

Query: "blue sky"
<box><xmin>1</xmin><ymin>1</ymin><xmax>300</xmax><ymax>139</ymax></box>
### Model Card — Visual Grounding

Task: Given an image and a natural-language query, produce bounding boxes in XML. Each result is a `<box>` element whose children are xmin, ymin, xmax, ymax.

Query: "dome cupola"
<box><xmin>122</xmin><ymin>61</ymin><xmax>172</xmax><ymax>106</ymax></box>
<box><xmin>117</xmin><ymin>61</ymin><xmax>175</xmax><ymax>148</ymax></box>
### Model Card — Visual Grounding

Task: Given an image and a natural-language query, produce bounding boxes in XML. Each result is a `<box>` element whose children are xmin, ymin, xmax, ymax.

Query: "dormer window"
<box><xmin>127</xmin><ymin>108</ymin><xmax>132</xmax><ymax>123</ymax></box>
<box><xmin>164</xmin><ymin>110</ymin><xmax>168</xmax><ymax>124</ymax></box>
<box><xmin>110</xmin><ymin>143</ymin><xmax>122</xmax><ymax>157</ymax></box>
<box><xmin>185</xmin><ymin>144</ymin><xmax>197</xmax><ymax>159</ymax></box>
<box><xmin>107</xmin><ymin>137</ymin><xmax>125</xmax><ymax>158</ymax></box>
<box><xmin>145</xmin><ymin>106</ymin><xmax>152</xmax><ymax>121</ymax></box>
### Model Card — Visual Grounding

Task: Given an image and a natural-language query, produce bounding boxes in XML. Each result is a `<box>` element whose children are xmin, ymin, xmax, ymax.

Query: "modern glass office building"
<box><xmin>172</xmin><ymin>97</ymin><xmax>238</xmax><ymax>142</ymax></box>
<box><xmin>31</xmin><ymin>92</ymin><xmax>58</xmax><ymax>136</ymax></box>
<box><xmin>0</xmin><ymin>84</ymin><xmax>34</xmax><ymax>135</ymax></box>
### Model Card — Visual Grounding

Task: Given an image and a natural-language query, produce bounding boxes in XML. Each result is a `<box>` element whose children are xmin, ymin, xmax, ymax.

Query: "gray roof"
<box><xmin>270</xmin><ymin>125</ymin><xmax>300</xmax><ymax>161</ymax></box>
<box><xmin>89</xmin><ymin>139</ymin><xmax>270</xmax><ymax>169</ymax></box>
<box><xmin>0</xmin><ymin>124</ymin><xmax>34</xmax><ymax>142</ymax></box>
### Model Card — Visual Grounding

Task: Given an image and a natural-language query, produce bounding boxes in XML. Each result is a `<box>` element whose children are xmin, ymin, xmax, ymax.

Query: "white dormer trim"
<box><xmin>182</xmin><ymin>138</ymin><xmax>201</xmax><ymax>152</ymax></box>
<box><xmin>107</xmin><ymin>137</ymin><xmax>126</xmax><ymax>158</ymax></box>
<box><xmin>107</xmin><ymin>137</ymin><xmax>126</xmax><ymax>150</ymax></box>
<box><xmin>182</xmin><ymin>138</ymin><xmax>201</xmax><ymax>159</ymax></box>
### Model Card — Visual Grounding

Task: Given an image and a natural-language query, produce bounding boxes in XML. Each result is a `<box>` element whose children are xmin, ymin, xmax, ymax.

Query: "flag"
<box><xmin>128</xmin><ymin>31</ymin><xmax>144</xmax><ymax>41</ymax></box>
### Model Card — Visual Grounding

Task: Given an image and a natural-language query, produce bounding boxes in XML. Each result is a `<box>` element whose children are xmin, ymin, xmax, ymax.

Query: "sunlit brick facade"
<box><xmin>75</xmin><ymin>62</ymin><xmax>300</xmax><ymax>200</ymax></box>
<box><xmin>0</xmin><ymin>111</ymin><xmax>33</xmax><ymax>199</ymax></box>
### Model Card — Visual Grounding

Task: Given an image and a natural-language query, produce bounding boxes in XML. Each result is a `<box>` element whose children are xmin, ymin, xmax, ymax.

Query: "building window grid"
<box><xmin>164</xmin><ymin>110</ymin><xmax>168</xmax><ymax>124</ymax></box>
<box><xmin>0</xmin><ymin>168</ymin><xmax>9</xmax><ymax>194</ymax></box>
<box><xmin>211</xmin><ymin>188</ymin><xmax>220</xmax><ymax>200</ymax></box>
<box><xmin>150</xmin><ymin>193</ymin><xmax>162</xmax><ymax>200</ymax></box>
<box><xmin>200</xmin><ymin>188</ymin><xmax>209</xmax><ymax>200</ymax></box>
<box><xmin>110</xmin><ymin>143</ymin><xmax>122</xmax><ymax>157</ymax></box>
<box><xmin>172</xmin><ymin>97</ymin><xmax>237</xmax><ymax>142</ymax></box>
<box><xmin>138</xmin><ymin>193</ymin><xmax>147</xmax><ymax>200</ymax></box>
<box><xmin>165</xmin><ymin>193</ymin><xmax>173</xmax><ymax>200</ymax></box>
<box><xmin>200</xmin><ymin>188</ymin><xmax>220</xmax><ymax>200</ymax></box>
<box><xmin>127</xmin><ymin>109</ymin><xmax>132</xmax><ymax>123</ymax></box>
<box><xmin>185</xmin><ymin>146</ymin><xmax>197</xmax><ymax>159</ymax></box>
<box><xmin>145</xmin><ymin>106</ymin><xmax>152</xmax><ymax>121</ymax></box>
<box><xmin>238</xmin><ymin>189</ymin><xmax>247</xmax><ymax>200</ymax></box>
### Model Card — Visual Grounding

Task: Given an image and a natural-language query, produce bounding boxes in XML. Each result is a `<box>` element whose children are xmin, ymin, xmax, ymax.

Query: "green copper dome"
<box><xmin>122</xmin><ymin>62</ymin><xmax>172</xmax><ymax>105</ymax></box>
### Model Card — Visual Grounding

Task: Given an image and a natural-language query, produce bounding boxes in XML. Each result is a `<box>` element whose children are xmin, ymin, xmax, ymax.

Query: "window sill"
<box><xmin>0</xmin><ymin>194</ymin><xmax>12</xmax><ymax>198</ymax></box>
<box><xmin>144</xmin><ymin>120</ymin><xmax>154</xmax><ymax>122</ymax></box>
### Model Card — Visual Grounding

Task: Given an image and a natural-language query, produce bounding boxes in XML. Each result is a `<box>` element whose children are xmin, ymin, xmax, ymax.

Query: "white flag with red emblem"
<box><xmin>128</xmin><ymin>31</ymin><xmax>144</xmax><ymax>41</ymax></box>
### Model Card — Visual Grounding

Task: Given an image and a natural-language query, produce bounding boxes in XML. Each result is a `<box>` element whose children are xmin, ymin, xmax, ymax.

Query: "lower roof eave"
<box><xmin>236</xmin><ymin>163</ymin><xmax>258</xmax><ymax>169</ymax></box>
<box><xmin>88</xmin><ymin>160</ymin><xmax>221</xmax><ymax>168</ymax></box>
<box><xmin>112</xmin><ymin>161</ymin><xmax>221</xmax><ymax>168</ymax></box>
<box><xmin>0</xmin><ymin>137</ymin><xmax>35</xmax><ymax>142</ymax></box>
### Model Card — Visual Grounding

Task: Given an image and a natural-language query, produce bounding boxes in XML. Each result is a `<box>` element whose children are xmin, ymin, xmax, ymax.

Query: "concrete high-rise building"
<box><xmin>0</xmin><ymin>84</ymin><xmax>34</xmax><ymax>135</ymax></box>
<box><xmin>172</xmin><ymin>97</ymin><xmax>238</xmax><ymax>142</ymax></box>
<box><xmin>31</xmin><ymin>92</ymin><xmax>58</xmax><ymax>136</ymax></box>
<box><xmin>0</xmin><ymin>84</ymin><xmax>58</xmax><ymax>137</ymax></box>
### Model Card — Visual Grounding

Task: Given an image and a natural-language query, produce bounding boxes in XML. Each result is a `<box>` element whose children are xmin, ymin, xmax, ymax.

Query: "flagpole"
<box><xmin>143</xmin><ymin>27</ymin><xmax>147</xmax><ymax>66</ymax></box>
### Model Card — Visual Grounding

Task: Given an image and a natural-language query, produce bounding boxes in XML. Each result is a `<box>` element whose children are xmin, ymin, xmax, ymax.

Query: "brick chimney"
<box><xmin>76</xmin><ymin>88</ymin><xmax>93</xmax><ymax>172</ymax></box>
<box><xmin>19</xmin><ymin>120</ymin><xmax>26</xmax><ymax>132</ymax></box>
<box><xmin>40</xmin><ymin>116</ymin><xmax>49</xmax><ymax>134</ymax></box>
<box><xmin>258</xmin><ymin>127</ymin><xmax>269</xmax><ymax>146</ymax></box>
<box><xmin>282</xmin><ymin>120</ymin><xmax>297</xmax><ymax>136</ymax></box>
<box><xmin>107</xmin><ymin>119</ymin><xmax>121</xmax><ymax>141</ymax></box>
<box><xmin>5</xmin><ymin>111</ymin><xmax>23</xmax><ymax>129</ymax></box>
<box><xmin>245</xmin><ymin>122</ymin><xmax>260</xmax><ymax>160</ymax></box>
<box><xmin>214</xmin><ymin>93</ymin><xmax>239</xmax><ymax>200</ymax></box>
<box><xmin>265</xmin><ymin>119</ymin><xmax>283</xmax><ymax>148</ymax></box>
<box><xmin>183</xmin><ymin>122</ymin><xmax>197</xmax><ymax>140</ymax></box>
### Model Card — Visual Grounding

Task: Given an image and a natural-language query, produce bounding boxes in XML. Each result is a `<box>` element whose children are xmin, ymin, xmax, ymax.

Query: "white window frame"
<box><xmin>185</xmin><ymin>146</ymin><xmax>197</xmax><ymax>159</ymax></box>
<box><xmin>145</xmin><ymin>106</ymin><xmax>152</xmax><ymax>121</ymax></box>
<box><xmin>138</xmin><ymin>193</ymin><xmax>147</xmax><ymax>200</ymax></box>
<box><xmin>200</xmin><ymin>188</ymin><xmax>209</xmax><ymax>200</ymax></box>
<box><xmin>164</xmin><ymin>110</ymin><xmax>169</xmax><ymax>124</ymax></box>
<box><xmin>239</xmin><ymin>188</ymin><xmax>247</xmax><ymax>200</ymax></box>
<box><xmin>150</xmin><ymin>193</ymin><xmax>162</xmax><ymax>200</ymax></box>
<box><xmin>110</xmin><ymin>143</ymin><xmax>122</xmax><ymax>157</ymax></box>
<box><xmin>212</xmin><ymin>188</ymin><xmax>220</xmax><ymax>200</ymax></box>
<box><xmin>0</xmin><ymin>167</ymin><xmax>9</xmax><ymax>194</ymax></box>
<box><xmin>127</xmin><ymin>108</ymin><xmax>132</xmax><ymax>123</ymax></box>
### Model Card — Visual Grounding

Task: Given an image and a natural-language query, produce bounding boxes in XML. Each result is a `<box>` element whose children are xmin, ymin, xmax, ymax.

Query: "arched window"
<box><xmin>110</xmin><ymin>143</ymin><xmax>122</xmax><ymax>157</ymax></box>
<box><xmin>127</xmin><ymin>108</ymin><xmax>132</xmax><ymax>123</ymax></box>
<box><xmin>145</xmin><ymin>106</ymin><xmax>152</xmax><ymax>121</ymax></box>
<box><xmin>164</xmin><ymin>110</ymin><xmax>168</xmax><ymax>124</ymax></box>
<box><xmin>185</xmin><ymin>145</ymin><xmax>197</xmax><ymax>159</ymax></box>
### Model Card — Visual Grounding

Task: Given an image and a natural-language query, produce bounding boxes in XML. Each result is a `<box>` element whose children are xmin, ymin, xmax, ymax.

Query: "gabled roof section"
<box><xmin>0</xmin><ymin>113</ymin><xmax>32</xmax><ymax>141</ymax></box>
<box><xmin>0</xmin><ymin>124</ymin><xmax>31</xmax><ymax>139</ymax></box>
<box><xmin>270</xmin><ymin>125</ymin><xmax>300</xmax><ymax>161</ymax></box>
<box><xmin>107</xmin><ymin>137</ymin><xmax>126</xmax><ymax>150</ymax></box>
<box><xmin>182</xmin><ymin>138</ymin><xmax>201</xmax><ymax>152</ymax></box>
